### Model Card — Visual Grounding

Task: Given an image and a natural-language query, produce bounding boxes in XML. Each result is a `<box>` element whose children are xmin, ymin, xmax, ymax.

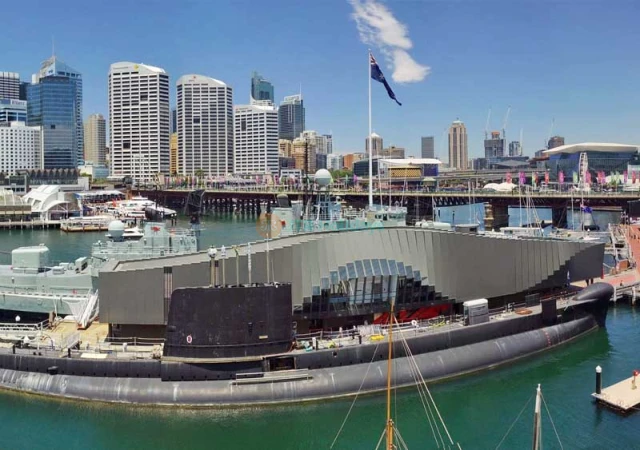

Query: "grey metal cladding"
<box><xmin>100</xmin><ymin>267</ymin><xmax>165</xmax><ymax>324</ymax></box>
<box><xmin>98</xmin><ymin>228</ymin><xmax>605</xmax><ymax>325</ymax></box>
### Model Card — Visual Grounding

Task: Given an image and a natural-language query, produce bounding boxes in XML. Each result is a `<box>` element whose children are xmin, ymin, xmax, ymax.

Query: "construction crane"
<box><xmin>502</xmin><ymin>106</ymin><xmax>511</xmax><ymax>143</ymax></box>
<box><xmin>519</xmin><ymin>128</ymin><xmax>524</xmax><ymax>156</ymax></box>
<box><xmin>484</xmin><ymin>108</ymin><xmax>492</xmax><ymax>140</ymax></box>
<box><xmin>546</xmin><ymin>118</ymin><xmax>555</xmax><ymax>148</ymax></box>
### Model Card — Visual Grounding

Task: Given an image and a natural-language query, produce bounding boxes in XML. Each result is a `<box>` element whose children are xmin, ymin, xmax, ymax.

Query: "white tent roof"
<box><xmin>544</xmin><ymin>142</ymin><xmax>639</xmax><ymax>155</ymax></box>
<box><xmin>379</xmin><ymin>158</ymin><xmax>442</xmax><ymax>166</ymax></box>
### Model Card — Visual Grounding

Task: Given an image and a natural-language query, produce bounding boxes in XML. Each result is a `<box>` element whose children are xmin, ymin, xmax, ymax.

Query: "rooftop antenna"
<box><xmin>52</xmin><ymin>35</ymin><xmax>55</xmax><ymax>57</ymax></box>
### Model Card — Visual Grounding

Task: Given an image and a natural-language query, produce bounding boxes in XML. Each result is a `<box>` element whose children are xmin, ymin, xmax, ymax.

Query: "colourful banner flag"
<box><xmin>559</xmin><ymin>171</ymin><xmax>564</xmax><ymax>184</ymax></box>
<box><xmin>586</xmin><ymin>171</ymin><xmax>592</xmax><ymax>185</ymax></box>
<box><xmin>532</xmin><ymin>172</ymin><xmax>538</xmax><ymax>187</ymax></box>
<box><xmin>572</xmin><ymin>171</ymin><xmax>578</xmax><ymax>184</ymax></box>
<box><xmin>544</xmin><ymin>171</ymin><xmax>549</xmax><ymax>184</ymax></box>
<box><xmin>519</xmin><ymin>171</ymin><xmax>526</xmax><ymax>185</ymax></box>
<box><xmin>506</xmin><ymin>172</ymin><xmax>512</xmax><ymax>184</ymax></box>
<box><xmin>624</xmin><ymin>171</ymin><xmax>628</xmax><ymax>184</ymax></box>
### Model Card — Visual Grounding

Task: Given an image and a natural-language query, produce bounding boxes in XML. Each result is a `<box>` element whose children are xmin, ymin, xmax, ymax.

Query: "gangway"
<box><xmin>0</xmin><ymin>319</ymin><xmax>49</xmax><ymax>340</ymax></box>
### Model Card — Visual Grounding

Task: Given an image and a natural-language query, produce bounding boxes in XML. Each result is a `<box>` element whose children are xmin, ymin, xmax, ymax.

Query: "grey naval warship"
<box><xmin>0</xmin><ymin>220</ymin><xmax>198</xmax><ymax>327</ymax></box>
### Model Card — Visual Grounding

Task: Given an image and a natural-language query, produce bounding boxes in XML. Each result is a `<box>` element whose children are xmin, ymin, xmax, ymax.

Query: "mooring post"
<box><xmin>596</xmin><ymin>365</ymin><xmax>602</xmax><ymax>395</ymax></box>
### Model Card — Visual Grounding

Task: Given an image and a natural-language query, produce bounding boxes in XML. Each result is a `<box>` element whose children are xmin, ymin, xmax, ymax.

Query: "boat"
<box><xmin>0</xmin><ymin>220</ymin><xmax>199</xmax><ymax>325</ymax></box>
<box><xmin>114</xmin><ymin>196</ymin><xmax>177</xmax><ymax>221</ymax></box>
<box><xmin>60</xmin><ymin>215</ymin><xmax>114</xmax><ymax>232</ymax></box>
<box><xmin>272</xmin><ymin>168</ymin><xmax>407</xmax><ymax>236</ymax></box>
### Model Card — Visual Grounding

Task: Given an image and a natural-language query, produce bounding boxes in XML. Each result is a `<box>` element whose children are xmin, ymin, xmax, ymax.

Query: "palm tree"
<box><xmin>194</xmin><ymin>169</ymin><xmax>205</xmax><ymax>188</ymax></box>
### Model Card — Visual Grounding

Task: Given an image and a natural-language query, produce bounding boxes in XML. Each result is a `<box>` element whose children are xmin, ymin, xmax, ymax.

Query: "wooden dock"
<box><xmin>0</xmin><ymin>220</ymin><xmax>60</xmax><ymax>230</ymax></box>
<box><xmin>593</xmin><ymin>375</ymin><xmax>640</xmax><ymax>412</ymax></box>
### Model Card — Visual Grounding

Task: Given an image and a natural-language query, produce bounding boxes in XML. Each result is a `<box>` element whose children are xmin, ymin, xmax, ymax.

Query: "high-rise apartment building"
<box><xmin>27</xmin><ymin>76</ymin><xmax>77</xmax><ymax>168</ymax></box>
<box><xmin>301</xmin><ymin>130</ymin><xmax>330</xmax><ymax>155</ymax></box>
<box><xmin>548</xmin><ymin>136</ymin><xmax>565</xmax><ymax>149</ymax></box>
<box><xmin>421</xmin><ymin>136</ymin><xmax>435</xmax><ymax>159</ymax></box>
<box><xmin>292</xmin><ymin>136</ymin><xmax>316</xmax><ymax>174</ymax></box>
<box><xmin>278</xmin><ymin>94</ymin><xmax>304</xmax><ymax>141</ymax></box>
<box><xmin>83</xmin><ymin>113</ymin><xmax>106</xmax><ymax>165</ymax></box>
<box><xmin>0</xmin><ymin>122</ymin><xmax>42</xmax><ymax>174</ymax></box>
<box><xmin>509</xmin><ymin>141</ymin><xmax>522</xmax><ymax>156</ymax></box>
<box><xmin>32</xmin><ymin>56</ymin><xmax>83</xmax><ymax>166</ymax></box>
<box><xmin>279</xmin><ymin>139</ymin><xmax>293</xmax><ymax>158</ymax></box>
<box><xmin>448</xmin><ymin>120</ymin><xmax>468</xmax><ymax>170</ymax></box>
<box><xmin>109</xmin><ymin>62</ymin><xmax>170</xmax><ymax>181</ymax></box>
<box><xmin>177</xmin><ymin>74</ymin><xmax>233</xmax><ymax>177</ymax></box>
<box><xmin>484</xmin><ymin>131</ymin><xmax>505</xmax><ymax>159</ymax></box>
<box><xmin>0</xmin><ymin>99</ymin><xmax>27</xmax><ymax>123</ymax></box>
<box><xmin>0</xmin><ymin>72</ymin><xmax>20</xmax><ymax>100</ymax></box>
<box><xmin>170</xmin><ymin>132</ymin><xmax>178</xmax><ymax>175</ymax></box>
<box><xmin>365</xmin><ymin>133</ymin><xmax>383</xmax><ymax>154</ymax></box>
<box><xmin>251</xmin><ymin>71</ymin><xmax>274</xmax><ymax>103</ymax></box>
<box><xmin>234</xmin><ymin>103</ymin><xmax>279</xmax><ymax>175</ymax></box>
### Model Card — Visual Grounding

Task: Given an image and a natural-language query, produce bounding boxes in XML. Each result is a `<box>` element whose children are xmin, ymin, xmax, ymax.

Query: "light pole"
<box><xmin>207</xmin><ymin>246</ymin><xmax>218</xmax><ymax>286</ymax></box>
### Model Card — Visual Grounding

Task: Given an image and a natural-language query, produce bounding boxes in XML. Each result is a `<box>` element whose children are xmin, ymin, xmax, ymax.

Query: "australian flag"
<box><xmin>370</xmin><ymin>53</ymin><xmax>402</xmax><ymax>106</ymax></box>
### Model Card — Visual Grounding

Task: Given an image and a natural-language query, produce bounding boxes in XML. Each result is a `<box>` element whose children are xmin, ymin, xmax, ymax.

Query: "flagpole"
<box><xmin>368</xmin><ymin>49</ymin><xmax>373</xmax><ymax>209</ymax></box>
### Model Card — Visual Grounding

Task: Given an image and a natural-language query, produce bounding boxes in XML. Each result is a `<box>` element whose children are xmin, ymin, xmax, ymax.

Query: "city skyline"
<box><xmin>1</xmin><ymin>1</ymin><xmax>638</xmax><ymax>158</ymax></box>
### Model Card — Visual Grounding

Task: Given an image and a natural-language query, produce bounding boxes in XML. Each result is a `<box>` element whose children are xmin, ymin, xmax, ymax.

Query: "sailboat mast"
<box><xmin>368</xmin><ymin>50</ymin><xmax>373</xmax><ymax>209</ymax></box>
<box><xmin>385</xmin><ymin>299</ymin><xmax>395</xmax><ymax>450</ymax></box>
<box><xmin>532</xmin><ymin>384</ymin><xmax>542</xmax><ymax>450</ymax></box>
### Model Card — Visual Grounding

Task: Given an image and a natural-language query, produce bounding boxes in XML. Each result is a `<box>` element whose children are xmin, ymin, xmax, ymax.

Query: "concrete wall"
<box><xmin>98</xmin><ymin>228</ymin><xmax>604</xmax><ymax>325</ymax></box>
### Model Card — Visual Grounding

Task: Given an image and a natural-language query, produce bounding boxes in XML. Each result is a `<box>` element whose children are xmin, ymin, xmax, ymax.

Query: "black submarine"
<box><xmin>0</xmin><ymin>281</ymin><xmax>611</xmax><ymax>406</ymax></box>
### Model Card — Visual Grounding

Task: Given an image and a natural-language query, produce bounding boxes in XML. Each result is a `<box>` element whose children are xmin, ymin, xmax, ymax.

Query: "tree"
<box><xmin>329</xmin><ymin>168</ymin><xmax>353</xmax><ymax>179</ymax></box>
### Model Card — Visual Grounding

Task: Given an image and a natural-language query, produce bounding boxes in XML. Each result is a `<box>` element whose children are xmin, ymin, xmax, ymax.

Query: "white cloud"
<box><xmin>349</xmin><ymin>0</ymin><xmax>430</xmax><ymax>83</ymax></box>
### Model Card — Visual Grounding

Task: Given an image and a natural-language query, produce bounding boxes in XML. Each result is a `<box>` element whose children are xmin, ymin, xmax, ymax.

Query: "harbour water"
<box><xmin>0</xmin><ymin>208</ymin><xmax>636</xmax><ymax>449</ymax></box>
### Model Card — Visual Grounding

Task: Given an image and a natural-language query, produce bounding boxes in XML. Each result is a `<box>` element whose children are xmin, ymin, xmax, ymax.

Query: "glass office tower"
<box><xmin>251</xmin><ymin>71</ymin><xmax>274</xmax><ymax>103</ymax></box>
<box><xmin>27</xmin><ymin>56</ymin><xmax>83</xmax><ymax>168</ymax></box>
<box><xmin>27</xmin><ymin>76</ymin><xmax>76</xmax><ymax>168</ymax></box>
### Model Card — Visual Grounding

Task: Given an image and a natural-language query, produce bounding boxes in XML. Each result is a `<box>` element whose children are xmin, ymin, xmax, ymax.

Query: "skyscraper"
<box><xmin>448</xmin><ymin>120</ymin><xmax>468</xmax><ymax>170</ymax></box>
<box><xmin>421</xmin><ymin>136</ymin><xmax>435</xmax><ymax>159</ymax></box>
<box><xmin>177</xmin><ymin>74</ymin><xmax>233</xmax><ymax>177</ymax></box>
<box><xmin>251</xmin><ymin>71</ymin><xmax>274</xmax><ymax>103</ymax></box>
<box><xmin>109</xmin><ymin>62</ymin><xmax>170</xmax><ymax>181</ymax></box>
<box><xmin>34</xmin><ymin>56</ymin><xmax>83</xmax><ymax>165</ymax></box>
<box><xmin>278</xmin><ymin>94</ymin><xmax>304</xmax><ymax>141</ymax></box>
<box><xmin>83</xmin><ymin>113</ymin><xmax>106</xmax><ymax>165</ymax></box>
<box><xmin>234</xmin><ymin>103</ymin><xmax>279</xmax><ymax>175</ymax></box>
<box><xmin>0</xmin><ymin>72</ymin><xmax>20</xmax><ymax>100</ymax></box>
<box><xmin>27</xmin><ymin>76</ymin><xmax>77</xmax><ymax>168</ymax></box>
<box><xmin>365</xmin><ymin>133</ymin><xmax>383</xmax><ymax>154</ymax></box>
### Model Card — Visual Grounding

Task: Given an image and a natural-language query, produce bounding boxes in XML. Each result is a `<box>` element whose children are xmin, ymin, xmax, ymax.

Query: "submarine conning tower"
<box><xmin>163</xmin><ymin>283</ymin><xmax>293</xmax><ymax>360</ymax></box>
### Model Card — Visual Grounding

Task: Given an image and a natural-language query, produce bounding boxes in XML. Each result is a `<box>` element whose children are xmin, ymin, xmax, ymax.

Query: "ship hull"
<box><xmin>0</xmin><ymin>314</ymin><xmax>600</xmax><ymax>406</ymax></box>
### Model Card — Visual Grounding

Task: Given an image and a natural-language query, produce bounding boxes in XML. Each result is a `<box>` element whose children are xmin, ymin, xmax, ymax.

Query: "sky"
<box><xmin>2</xmin><ymin>0</ymin><xmax>639</xmax><ymax>160</ymax></box>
